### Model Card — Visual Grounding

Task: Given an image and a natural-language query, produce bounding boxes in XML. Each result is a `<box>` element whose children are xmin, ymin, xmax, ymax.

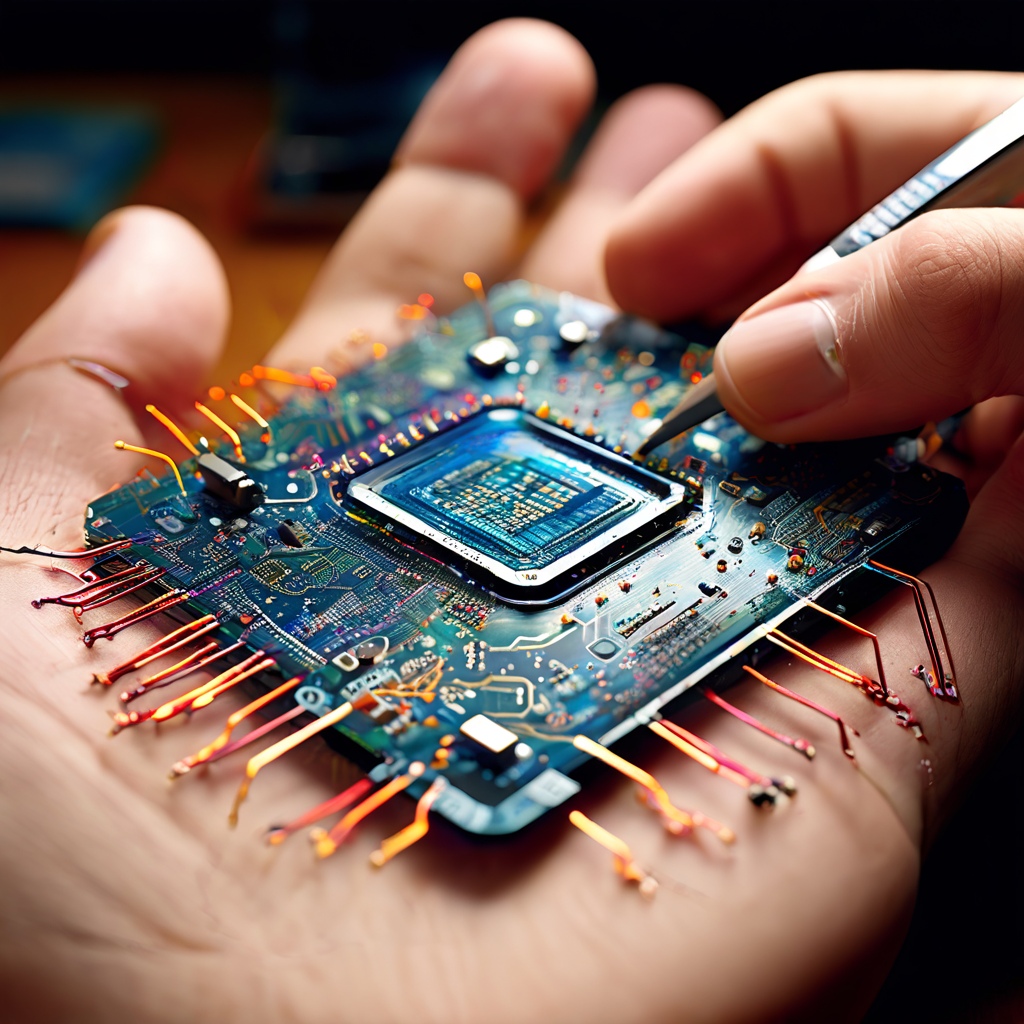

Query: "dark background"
<box><xmin>1</xmin><ymin>3</ymin><xmax>1022</xmax><ymax>1020</ymax></box>
<box><xmin>3</xmin><ymin>0</ymin><xmax>1024</xmax><ymax>117</ymax></box>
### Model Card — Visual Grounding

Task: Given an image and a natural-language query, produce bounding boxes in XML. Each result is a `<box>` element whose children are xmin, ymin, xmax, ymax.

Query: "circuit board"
<box><xmin>81</xmin><ymin>280</ymin><xmax>968</xmax><ymax>836</ymax></box>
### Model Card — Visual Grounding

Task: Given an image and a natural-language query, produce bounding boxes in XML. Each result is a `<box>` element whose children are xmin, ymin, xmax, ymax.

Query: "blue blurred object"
<box><xmin>240</xmin><ymin>62</ymin><xmax>443</xmax><ymax>228</ymax></box>
<box><xmin>0</xmin><ymin>108</ymin><xmax>159</xmax><ymax>230</ymax></box>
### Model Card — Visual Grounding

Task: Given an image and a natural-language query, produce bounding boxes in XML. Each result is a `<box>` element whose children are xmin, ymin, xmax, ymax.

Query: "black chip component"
<box><xmin>276</xmin><ymin>519</ymin><xmax>311</xmax><ymax>547</ymax></box>
<box><xmin>467</xmin><ymin>336</ymin><xmax>519</xmax><ymax>377</ymax></box>
<box><xmin>197</xmin><ymin>453</ymin><xmax>265</xmax><ymax>512</ymax></box>
<box><xmin>859</xmin><ymin>514</ymin><xmax>900</xmax><ymax>542</ymax></box>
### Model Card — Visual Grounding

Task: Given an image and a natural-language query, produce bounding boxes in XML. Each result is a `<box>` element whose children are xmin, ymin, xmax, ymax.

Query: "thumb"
<box><xmin>711</xmin><ymin>207</ymin><xmax>1024</xmax><ymax>442</ymax></box>
<box><xmin>0</xmin><ymin>206</ymin><xmax>228</xmax><ymax>549</ymax></box>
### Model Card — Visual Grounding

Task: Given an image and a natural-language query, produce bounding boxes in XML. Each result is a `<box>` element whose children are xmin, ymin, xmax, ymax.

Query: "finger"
<box><xmin>268</xmin><ymin>19</ymin><xmax>594</xmax><ymax>374</ymax></box>
<box><xmin>926</xmin><ymin>395</ymin><xmax>1024</xmax><ymax>499</ymax></box>
<box><xmin>953</xmin><ymin>394</ymin><xmax>1024</xmax><ymax>467</ymax></box>
<box><xmin>954</xmin><ymin>426</ymin><xmax>1024</xmax><ymax>586</ymax></box>
<box><xmin>605</xmin><ymin>70</ymin><xmax>1024</xmax><ymax>321</ymax></box>
<box><xmin>0</xmin><ymin>206</ymin><xmax>228</xmax><ymax>547</ymax></box>
<box><xmin>518</xmin><ymin>85</ymin><xmax>721</xmax><ymax>303</ymax></box>
<box><xmin>709</xmin><ymin>207</ymin><xmax>1024</xmax><ymax>443</ymax></box>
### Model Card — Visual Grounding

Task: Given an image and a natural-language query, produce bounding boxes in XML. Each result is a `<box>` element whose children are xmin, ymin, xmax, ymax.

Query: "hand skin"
<box><xmin>1</xmin><ymin>24</ymin><xmax>1022</xmax><ymax>1024</ymax></box>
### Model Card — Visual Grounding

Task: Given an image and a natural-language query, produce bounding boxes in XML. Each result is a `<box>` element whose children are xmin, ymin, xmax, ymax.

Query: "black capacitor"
<box><xmin>197</xmin><ymin>453</ymin><xmax>265</xmax><ymax>512</ymax></box>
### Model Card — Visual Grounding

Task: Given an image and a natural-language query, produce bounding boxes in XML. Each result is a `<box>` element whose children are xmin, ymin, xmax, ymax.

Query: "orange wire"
<box><xmin>569</xmin><ymin>809</ymin><xmax>648</xmax><ymax>885</ymax></box>
<box><xmin>573</xmin><ymin>735</ymin><xmax>734</xmax><ymax>842</ymax></box>
<box><xmin>229</xmin><ymin>393</ymin><xmax>270</xmax><ymax>429</ymax></box>
<box><xmin>312</xmin><ymin>763</ymin><xmax>425</xmax><ymax>857</ymax></box>
<box><xmin>114</xmin><ymin>441</ymin><xmax>186</xmax><ymax>496</ymax></box>
<box><xmin>803</xmin><ymin>600</ymin><xmax>888</xmax><ymax>695</ymax></box>
<box><xmin>145</xmin><ymin>404</ymin><xmax>199</xmax><ymax>456</ymax></box>
<box><xmin>369</xmin><ymin>776</ymin><xmax>447</xmax><ymax>866</ymax></box>
<box><xmin>229</xmin><ymin>701</ymin><xmax>354</xmax><ymax>827</ymax></box>
<box><xmin>194</xmin><ymin>401</ymin><xmax>245</xmax><ymax>462</ymax></box>
<box><xmin>171</xmin><ymin>675</ymin><xmax>302</xmax><ymax>776</ymax></box>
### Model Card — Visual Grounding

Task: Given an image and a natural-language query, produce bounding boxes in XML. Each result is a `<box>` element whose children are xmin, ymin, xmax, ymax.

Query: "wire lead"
<box><xmin>114</xmin><ymin>441</ymin><xmax>187</xmax><ymax>497</ymax></box>
<box><xmin>701</xmin><ymin>687</ymin><xmax>815</xmax><ymax>759</ymax></box>
<box><xmin>92</xmin><ymin>614</ymin><xmax>218</xmax><ymax>686</ymax></box>
<box><xmin>742</xmin><ymin>665</ymin><xmax>858</xmax><ymax>759</ymax></box>
<box><xmin>194</xmin><ymin>401</ymin><xmax>245</xmax><ymax>462</ymax></box>
<box><xmin>82</xmin><ymin>590</ymin><xmax>189</xmax><ymax>646</ymax></box>
<box><xmin>266</xmin><ymin>778</ymin><xmax>375</xmax><ymax>845</ymax></box>
<box><xmin>572</xmin><ymin>734</ymin><xmax>734</xmax><ymax>842</ymax></box>
<box><xmin>170</xmin><ymin>675</ymin><xmax>303</xmax><ymax>775</ymax></box>
<box><xmin>369</xmin><ymin>777</ymin><xmax>447</xmax><ymax>867</ymax></box>
<box><xmin>145</xmin><ymin>404</ymin><xmax>200</xmax><ymax>456</ymax></box>
<box><xmin>866</xmin><ymin>560</ymin><xmax>957</xmax><ymax>700</ymax></box>
<box><xmin>228</xmin><ymin>701</ymin><xmax>354</xmax><ymax>827</ymax></box>
<box><xmin>311</xmin><ymin>763</ymin><xmax>425</xmax><ymax>858</ymax></box>
<box><xmin>569</xmin><ymin>810</ymin><xmax>658</xmax><ymax>898</ymax></box>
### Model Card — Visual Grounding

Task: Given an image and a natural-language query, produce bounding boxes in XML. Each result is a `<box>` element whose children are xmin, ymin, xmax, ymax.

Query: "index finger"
<box><xmin>605</xmin><ymin>70</ymin><xmax>1024</xmax><ymax>322</ymax></box>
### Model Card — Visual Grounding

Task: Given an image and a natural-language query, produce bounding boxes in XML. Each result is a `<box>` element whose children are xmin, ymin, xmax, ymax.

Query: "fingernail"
<box><xmin>716</xmin><ymin>300</ymin><xmax>846</xmax><ymax>422</ymax></box>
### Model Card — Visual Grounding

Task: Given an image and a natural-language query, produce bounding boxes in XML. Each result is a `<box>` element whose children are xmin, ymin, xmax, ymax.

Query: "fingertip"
<box><xmin>3</xmin><ymin>205</ymin><xmax>229</xmax><ymax>416</ymax></box>
<box><xmin>396</xmin><ymin>18</ymin><xmax>596</xmax><ymax>200</ymax></box>
<box><xmin>575</xmin><ymin>84</ymin><xmax>722</xmax><ymax>195</ymax></box>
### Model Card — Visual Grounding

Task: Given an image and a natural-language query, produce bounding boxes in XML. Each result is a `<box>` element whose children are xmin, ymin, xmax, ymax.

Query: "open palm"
<box><xmin>2</xmin><ymin>22</ymin><xmax>1022</xmax><ymax>1024</ymax></box>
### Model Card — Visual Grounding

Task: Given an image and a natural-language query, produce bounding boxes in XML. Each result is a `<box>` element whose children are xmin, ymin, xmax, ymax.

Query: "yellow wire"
<box><xmin>115</xmin><ymin>441</ymin><xmax>186</xmax><ymax>497</ymax></box>
<box><xmin>194</xmin><ymin>401</ymin><xmax>245</xmax><ymax>462</ymax></box>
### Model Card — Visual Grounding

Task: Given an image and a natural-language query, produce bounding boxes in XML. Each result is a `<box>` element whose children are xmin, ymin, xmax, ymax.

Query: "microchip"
<box><xmin>348</xmin><ymin>409</ymin><xmax>686</xmax><ymax>594</ymax></box>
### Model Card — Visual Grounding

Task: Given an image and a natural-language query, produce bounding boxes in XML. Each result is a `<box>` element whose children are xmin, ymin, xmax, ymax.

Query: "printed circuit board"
<box><xmin>82</xmin><ymin>280</ymin><xmax>968</xmax><ymax>835</ymax></box>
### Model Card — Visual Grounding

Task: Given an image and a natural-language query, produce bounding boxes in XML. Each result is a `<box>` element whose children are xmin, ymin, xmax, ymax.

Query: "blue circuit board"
<box><xmin>82</xmin><ymin>281</ymin><xmax>968</xmax><ymax>834</ymax></box>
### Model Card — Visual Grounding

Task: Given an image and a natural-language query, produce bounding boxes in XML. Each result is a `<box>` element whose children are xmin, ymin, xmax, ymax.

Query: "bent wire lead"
<box><xmin>701</xmin><ymin>687</ymin><xmax>816</xmax><ymax>760</ymax></box>
<box><xmin>229</xmin><ymin>702</ymin><xmax>355</xmax><ymax>827</ymax></box>
<box><xmin>266</xmin><ymin>778</ymin><xmax>375</xmax><ymax>846</ymax></box>
<box><xmin>369</xmin><ymin>776</ymin><xmax>448</xmax><ymax>867</ymax></box>
<box><xmin>311</xmin><ymin>763</ymin><xmax>425</xmax><ymax>858</ymax></box>
<box><xmin>108</xmin><ymin>652</ymin><xmax>274</xmax><ymax>733</ymax></box>
<box><xmin>120</xmin><ymin>639</ymin><xmax>245</xmax><ymax>703</ymax></box>
<box><xmin>82</xmin><ymin>590</ymin><xmax>190</xmax><ymax>647</ymax></box>
<box><xmin>573</xmin><ymin>735</ymin><xmax>734</xmax><ymax>842</ymax></box>
<box><xmin>742</xmin><ymin>665</ymin><xmax>859</xmax><ymax>759</ymax></box>
<box><xmin>92</xmin><ymin>614</ymin><xmax>220</xmax><ymax>686</ymax></box>
<box><xmin>32</xmin><ymin>562</ymin><xmax>156</xmax><ymax>610</ymax></box>
<box><xmin>569</xmin><ymin>810</ymin><xmax>658</xmax><ymax>898</ymax></box>
<box><xmin>649</xmin><ymin>719</ymin><xmax>796</xmax><ymax>806</ymax></box>
<box><xmin>866</xmin><ymin>560</ymin><xmax>958</xmax><ymax>700</ymax></box>
<box><xmin>170</xmin><ymin>674</ymin><xmax>304</xmax><ymax>776</ymax></box>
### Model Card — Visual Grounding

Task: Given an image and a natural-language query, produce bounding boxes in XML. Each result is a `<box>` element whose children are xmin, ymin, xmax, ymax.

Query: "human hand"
<box><xmin>607</xmin><ymin>67</ymin><xmax>1024</xmax><ymax>819</ymax></box>
<box><xmin>0</xmin><ymin>32</ymin><xmax>1007</xmax><ymax>1024</ymax></box>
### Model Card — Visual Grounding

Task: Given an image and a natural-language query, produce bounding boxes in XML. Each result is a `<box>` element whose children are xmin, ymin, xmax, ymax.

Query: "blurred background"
<box><xmin>1</xmin><ymin>2</ymin><xmax>1021</xmax><ymax>1019</ymax></box>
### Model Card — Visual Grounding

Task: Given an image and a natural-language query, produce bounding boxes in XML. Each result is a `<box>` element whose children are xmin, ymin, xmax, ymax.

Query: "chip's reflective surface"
<box><xmin>349</xmin><ymin>410</ymin><xmax>685</xmax><ymax>586</ymax></box>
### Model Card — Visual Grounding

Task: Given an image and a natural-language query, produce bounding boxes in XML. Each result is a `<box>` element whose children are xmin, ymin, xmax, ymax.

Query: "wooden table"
<box><xmin>0</xmin><ymin>76</ymin><xmax>337</xmax><ymax>383</ymax></box>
